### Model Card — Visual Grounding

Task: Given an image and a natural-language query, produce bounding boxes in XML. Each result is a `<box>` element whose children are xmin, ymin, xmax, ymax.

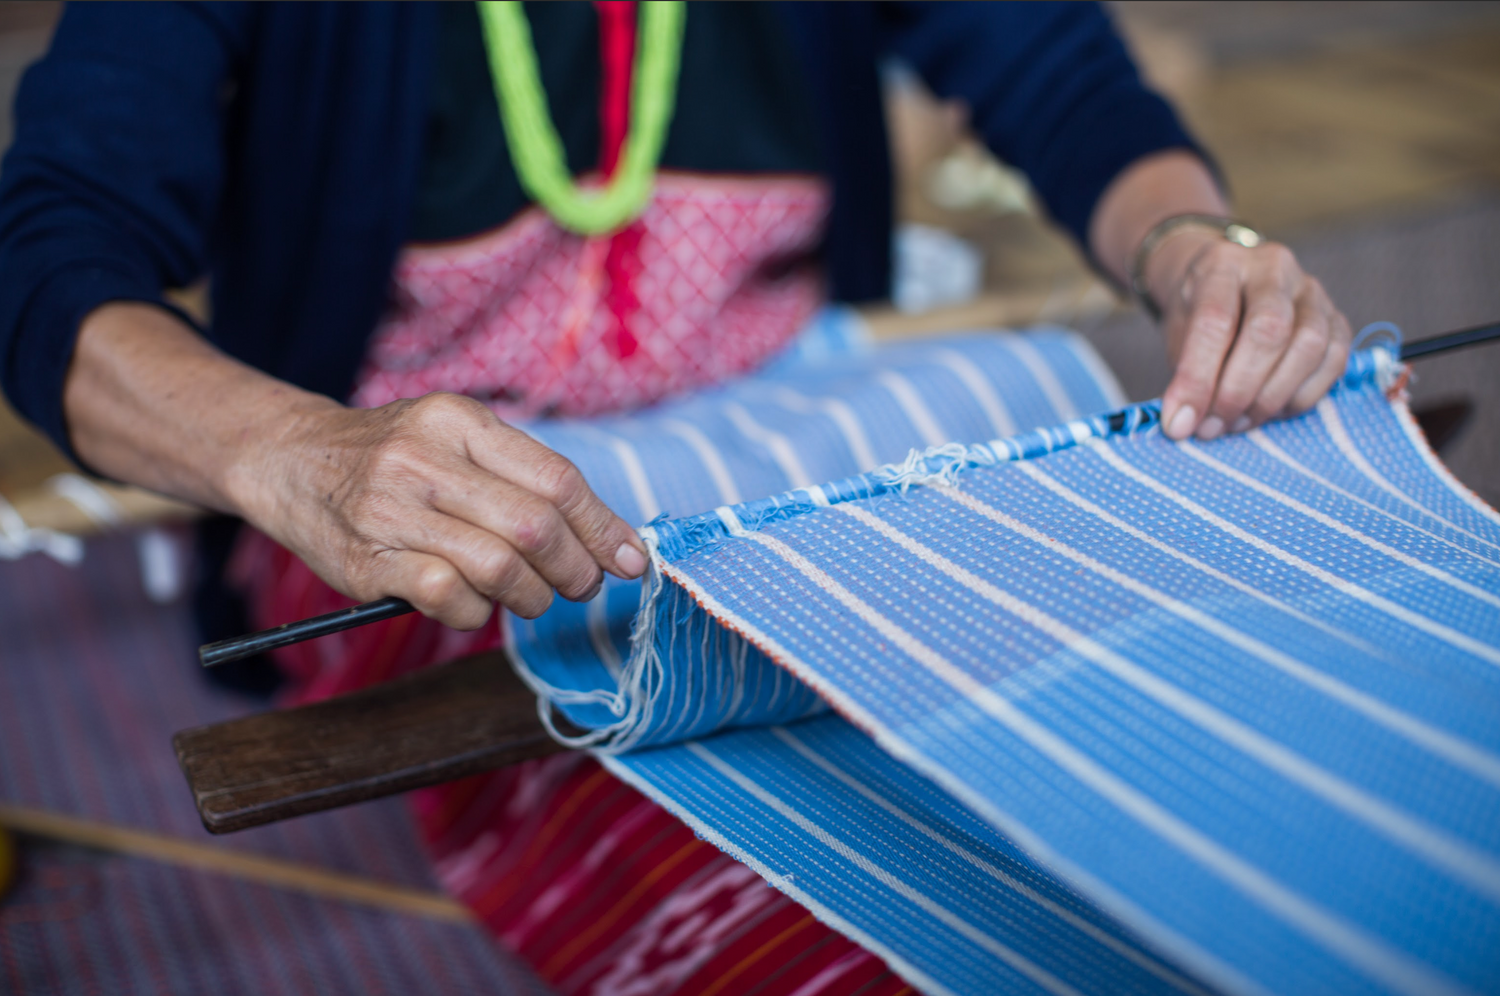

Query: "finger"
<box><xmin>430</xmin><ymin>470</ymin><xmax>603</xmax><ymax>602</ymax></box>
<box><xmin>363</xmin><ymin>548</ymin><xmax>494</xmax><ymax>631</ymax></box>
<box><xmin>1284</xmin><ymin>304</ymin><xmax>1352</xmax><ymax>417</ymax></box>
<box><xmin>396</xmin><ymin>508</ymin><xmax>557</xmax><ymax>618</ymax></box>
<box><xmin>1242</xmin><ymin>284</ymin><xmax>1332</xmax><ymax>428</ymax></box>
<box><xmin>1203</xmin><ymin>248</ymin><xmax>1300</xmax><ymax>437</ymax></box>
<box><xmin>1161</xmin><ymin>261</ymin><xmax>1243</xmax><ymax>440</ymax></box>
<box><xmin>475</xmin><ymin>424</ymin><xmax>648</xmax><ymax>579</ymax></box>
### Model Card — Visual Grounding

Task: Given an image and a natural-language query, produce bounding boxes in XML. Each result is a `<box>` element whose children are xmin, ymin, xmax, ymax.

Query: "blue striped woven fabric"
<box><xmin>508</xmin><ymin>315</ymin><xmax>1500</xmax><ymax>996</ymax></box>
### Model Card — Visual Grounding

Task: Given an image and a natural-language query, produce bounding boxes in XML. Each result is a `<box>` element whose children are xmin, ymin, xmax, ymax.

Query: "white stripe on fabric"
<box><xmin>1008</xmin><ymin>337</ymin><xmax>1080</xmax><ymax>420</ymax></box>
<box><xmin>1090</xmin><ymin>442</ymin><xmax>1500</xmax><ymax>667</ymax></box>
<box><xmin>1246</xmin><ymin>429</ymin><xmax>1500</xmax><ymax>569</ymax></box>
<box><xmin>599</xmin><ymin>753</ymin><xmax>961</xmax><ymax>996</ymax></box>
<box><xmin>723</xmin><ymin>403</ymin><xmax>813</xmax><ymax>489</ymax></box>
<box><xmin>768</xmin><ymin>388</ymin><xmax>881</xmax><ymax>472</ymax></box>
<box><xmin>1016</xmin><ymin>463</ymin><xmax>1391</xmax><ymax>662</ymax></box>
<box><xmin>1181</xmin><ymin>441</ymin><xmax>1500</xmax><ymax>612</ymax></box>
<box><xmin>575</xmin><ymin>427</ymin><xmax>662</xmax><ymax>522</ymax></box>
<box><xmin>1063</xmin><ymin>332</ymin><xmax>1131</xmax><ymax>409</ymax></box>
<box><xmin>876</xmin><ymin>371</ymin><xmax>949</xmax><ymax>447</ymax></box>
<box><xmin>586</xmin><ymin>589</ymin><xmax>624</xmax><ymax>680</ymax></box>
<box><xmin>769</xmin><ymin>726</ymin><xmax>1215</xmax><ymax>996</ymax></box>
<box><xmin>841</xmin><ymin>500</ymin><xmax>1500</xmax><ymax>905</ymax></box>
<box><xmin>739</xmin><ymin>524</ymin><xmax>1469</xmax><ymax>996</ymax></box>
<box><xmin>1322</xmin><ymin>396</ymin><xmax>1500</xmax><ymax>538</ymax></box>
<box><xmin>1014</xmin><ymin>464</ymin><xmax>1500</xmax><ymax>790</ymax></box>
<box><xmin>662</xmin><ymin>419</ymin><xmax>742</xmax><ymax>505</ymax></box>
<box><xmin>655</xmin><ymin>558</ymin><xmax>1270</xmax><ymax>996</ymax></box>
<box><xmin>933</xmin><ymin>349</ymin><xmax>1018</xmax><ymax>439</ymax></box>
<box><xmin>682</xmin><ymin>739</ymin><xmax>1086</xmax><ymax>996</ymax></box>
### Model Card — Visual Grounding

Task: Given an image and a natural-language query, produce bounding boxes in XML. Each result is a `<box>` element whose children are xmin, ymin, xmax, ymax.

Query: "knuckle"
<box><xmin>1264</xmin><ymin>242</ymin><xmax>1297</xmax><ymax>272</ymax></box>
<box><xmin>532</xmin><ymin>452</ymin><xmax>585</xmax><ymax>504</ymax></box>
<box><xmin>1290</xmin><ymin>322</ymin><xmax>1329</xmax><ymax>357</ymax></box>
<box><xmin>1242</xmin><ymin>313</ymin><xmax>1291</xmax><ymax>350</ymax></box>
<box><xmin>1190</xmin><ymin>308</ymin><xmax>1237</xmax><ymax>344</ymax></box>
<box><xmin>482</xmin><ymin>550</ymin><xmax>533</xmax><ymax>601</ymax></box>
<box><xmin>412</xmin><ymin>391</ymin><xmax>480</xmax><ymax>427</ymax></box>
<box><xmin>473</xmin><ymin>544</ymin><xmax>520</xmax><ymax>591</ymax></box>
<box><xmin>413</xmin><ymin>561</ymin><xmax>464</xmax><ymax>609</ymax></box>
<box><xmin>509</xmin><ymin>505</ymin><xmax>561</xmax><ymax>555</ymax></box>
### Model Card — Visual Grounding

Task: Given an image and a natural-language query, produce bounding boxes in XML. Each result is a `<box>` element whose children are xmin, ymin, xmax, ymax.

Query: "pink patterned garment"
<box><xmin>350</xmin><ymin>173</ymin><xmax>828</xmax><ymax>419</ymax></box>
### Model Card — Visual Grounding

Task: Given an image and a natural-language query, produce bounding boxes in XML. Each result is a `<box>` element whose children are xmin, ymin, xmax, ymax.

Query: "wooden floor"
<box><xmin>1</xmin><ymin>1</ymin><xmax>1498</xmax><ymax>505</ymax></box>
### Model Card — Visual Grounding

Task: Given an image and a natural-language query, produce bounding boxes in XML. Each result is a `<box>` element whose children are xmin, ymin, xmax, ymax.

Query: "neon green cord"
<box><xmin>477</xmin><ymin>1</ymin><xmax>685</xmax><ymax>236</ymax></box>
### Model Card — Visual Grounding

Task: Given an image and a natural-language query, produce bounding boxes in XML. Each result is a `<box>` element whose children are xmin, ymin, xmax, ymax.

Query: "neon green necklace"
<box><xmin>476</xmin><ymin>1</ymin><xmax>685</xmax><ymax>236</ymax></box>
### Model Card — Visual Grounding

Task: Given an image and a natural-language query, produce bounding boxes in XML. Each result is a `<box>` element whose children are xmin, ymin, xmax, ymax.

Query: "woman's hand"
<box><xmin>1143</xmin><ymin>228</ymin><xmax>1353</xmax><ymax>441</ymax></box>
<box><xmin>241</xmin><ymin>393</ymin><xmax>648</xmax><ymax>630</ymax></box>
<box><xmin>1089</xmin><ymin>150</ymin><xmax>1353</xmax><ymax>442</ymax></box>
<box><xmin>65</xmin><ymin>303</ymin><xmax>646</xmax><ymax>631</ymax></box>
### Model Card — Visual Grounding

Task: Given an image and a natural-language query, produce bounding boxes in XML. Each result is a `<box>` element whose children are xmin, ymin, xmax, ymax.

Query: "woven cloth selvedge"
<box><xmin>510</xmin><ymin>322</ymin><xmax>1500</xmax><ymax>995</ymax></box>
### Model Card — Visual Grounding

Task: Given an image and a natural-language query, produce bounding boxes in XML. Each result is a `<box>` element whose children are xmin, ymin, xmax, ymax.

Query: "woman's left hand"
<box><xmin>1144</xmin><ymin>228</ymin><xmax>1353</xmax><ymax>442</ymax></box>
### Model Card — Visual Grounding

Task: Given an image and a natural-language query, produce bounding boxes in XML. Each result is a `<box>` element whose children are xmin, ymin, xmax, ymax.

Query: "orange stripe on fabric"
<box><xmin>540</xmin><ymin>837</ymin><xmax>708</xmax><ymax>977</ymax></box>
<box><xmin>696</xmin><ymin>914</ymin><xmax>817</xmax><ymax>996</ymax></box>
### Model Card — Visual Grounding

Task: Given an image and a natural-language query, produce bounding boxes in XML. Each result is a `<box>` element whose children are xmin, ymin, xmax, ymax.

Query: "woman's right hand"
<box><xmin>239</xmin><ymin>391</ymin><xmax>648</xmax><ymax>630</ymax></box>
<box><xmin>65</xmin><ymin>303</ymin><xmax>645</xmax><ymax>632</ymax></box>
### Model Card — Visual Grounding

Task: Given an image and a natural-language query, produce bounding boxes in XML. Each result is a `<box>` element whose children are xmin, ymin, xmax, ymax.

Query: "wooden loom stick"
<box><xmin>173</xmin><ymin>649</ymin><xmax>569</xmax><ymax>834</ymax></box>
<box><xmin>0</xmin><ymin>803</ymin><xmax>472</xmax><ymax>922</ymax></box>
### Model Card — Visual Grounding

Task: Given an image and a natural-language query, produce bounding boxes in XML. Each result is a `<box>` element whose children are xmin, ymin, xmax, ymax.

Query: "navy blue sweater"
<box><xmin>0</xmin><ymin>1</ymin><xmax>1197</xmax><ymax>462</ymax></box>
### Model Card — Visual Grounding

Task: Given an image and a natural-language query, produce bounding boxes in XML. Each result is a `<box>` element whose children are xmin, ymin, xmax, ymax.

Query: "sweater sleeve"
<box><xmin>0</xmin><ymin>2</ymin><xmax>249</xmax><ymax>462</ymax></box>
<box><xmin>881</xmin><ymin>1</ymin><xmax>1207</xmax><ymax>251</ymax></box>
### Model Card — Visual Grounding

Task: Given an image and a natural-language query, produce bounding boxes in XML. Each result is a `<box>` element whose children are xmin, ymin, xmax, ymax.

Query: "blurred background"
<box><xmin>1</xmin><ymin>0</ymin><xmax>1498</xmax><ymax>525</ymax></box>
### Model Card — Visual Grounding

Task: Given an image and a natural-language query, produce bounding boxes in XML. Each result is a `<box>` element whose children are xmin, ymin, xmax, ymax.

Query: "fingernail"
<box><xmin>1230</xmin><ymin>415</ymin><xmax>1252</xmax><ymax>434</ymax></box>
<box><xmin>581</xmin><ymin>579</ymin><xmax>603</xmax><ymax>602</ymax></box>
<box><xmin>1196</xmin><ymin>415</ymin><xmax>1225</xmax><ymax>441</ymax></box>
<box><xmin>1166</xmin><ymin>405</ymin><xmax>1196</xmax><ymax>440</ymax></box>
<box><xmin>614</xmin><ymin>542</ymin><xmax>647</xmax><ymax>579</ymax></box>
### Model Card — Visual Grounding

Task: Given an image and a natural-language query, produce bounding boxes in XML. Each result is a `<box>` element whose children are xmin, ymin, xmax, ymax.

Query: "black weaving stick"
<box><xmin>198</xmin><ymin>596</ymin><xmax>415</xmax><ymax>667</ymax></box>
<box><xmin>1400</xmin><ymin>320</ymin><xmax>1500</xmax><ymax>360</ymax></box>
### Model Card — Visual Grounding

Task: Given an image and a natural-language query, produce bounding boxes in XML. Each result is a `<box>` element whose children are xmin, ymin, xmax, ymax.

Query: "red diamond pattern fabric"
<box><xmin>350</xmin><ymin>175</ymin><xmax>828</xmax><ymax>419</ymax></box>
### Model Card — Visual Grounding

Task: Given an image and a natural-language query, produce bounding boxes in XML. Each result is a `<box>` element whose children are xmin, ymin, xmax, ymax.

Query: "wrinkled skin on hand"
<box><xmin>1148</xmin><ymin>231</ymin><xmax>1353</xmax><ymax>442</ymax></box>
<box><xmin>256</xmin><ymin>391</ymin><xmax>647</xmax><ymax>630</ymax></box>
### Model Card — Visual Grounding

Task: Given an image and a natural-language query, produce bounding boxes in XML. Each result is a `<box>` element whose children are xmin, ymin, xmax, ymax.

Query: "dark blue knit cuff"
<box><xmin>1030</xmin><ymin>87</ymin><xmax>1220</xmax><ymax>258</ymax></box>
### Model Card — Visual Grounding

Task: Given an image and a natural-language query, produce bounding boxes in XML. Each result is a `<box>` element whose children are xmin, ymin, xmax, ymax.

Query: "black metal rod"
<box><xmin>199</xmin><ymin>596</ymin><xmax>415</xmax><ymax>668</ymax></box>
<box><xmin>1401</xmin><ymin>321</ymin><xmax>1500</xmax><ymax>360</ymax></box>
<box><xmin>199</xmin><ymin>318</ymin><xmax>1500</xmax><ymax>669</ymax></box>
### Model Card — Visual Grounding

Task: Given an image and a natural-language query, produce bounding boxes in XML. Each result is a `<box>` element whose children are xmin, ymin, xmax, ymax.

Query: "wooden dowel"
<box><xmin>0</xmin><ymin>803</ymin><xmax>471</xmax><ymax>922</ymax></box>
